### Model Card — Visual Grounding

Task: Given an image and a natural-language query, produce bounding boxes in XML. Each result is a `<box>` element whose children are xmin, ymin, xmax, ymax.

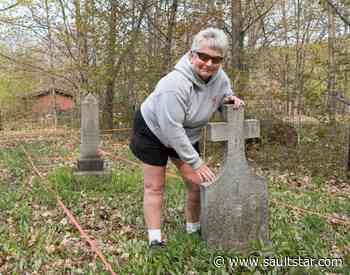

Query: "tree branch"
<box><xmin>0</xmin><ymin>1</ymin><xmax>19</xmax><ymax>13</ymax></box>
<box><xmin>326</xmin><ymin>0</ymin><xmax>350</xmax><ymax>26</ymax></box>
<box><xmin>112</xmin><ymin>0</ymin><xmax>150</xmax><ymax>76</ymax></box>
<box><xmin>243</xmin><ymin>1</ymin><xmax>275</xmax><ymax>34</ymax></box>
<box><xmin>0</xmin><ymin>51</ymin><xmax>80</xmax><ymax>90</ymax></box>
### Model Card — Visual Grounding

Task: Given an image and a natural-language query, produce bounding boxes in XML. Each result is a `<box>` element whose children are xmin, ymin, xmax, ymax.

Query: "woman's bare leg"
<box><xmin>143</xmin><ymin>163</ymin><xmax>166</xmax><ymax>230</ymax></box>
<box><xmin>170</xmin><ymin>158</ymin><xmax>202</xmax><ymax>223</ymax></box>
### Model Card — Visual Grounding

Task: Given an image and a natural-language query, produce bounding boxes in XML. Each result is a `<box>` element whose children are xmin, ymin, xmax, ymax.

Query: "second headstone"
<box><xmin>76</xmin><ymin>93</ymin><xmax>104</xmax><ymax>175</ymax></box>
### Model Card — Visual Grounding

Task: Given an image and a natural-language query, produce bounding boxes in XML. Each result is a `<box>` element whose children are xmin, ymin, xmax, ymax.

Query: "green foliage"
<box><xmin>0</xmin><ymin>136</ymin><xmax>349</xmax><ymax>274</ymax></box>
<box><xmin>0</xmin><ymin>147</ymin><xmax>28</xmax><ymax>184</ymax></box>
<box><xmin>0</xmin><ymin>47</ymin><xmax>40</xmax><ymax>119</ymax></box>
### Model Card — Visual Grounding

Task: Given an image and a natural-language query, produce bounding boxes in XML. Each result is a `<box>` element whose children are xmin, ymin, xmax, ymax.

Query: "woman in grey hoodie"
<box><xmin>130</xmin><ymin>28</ymin><xmax>244</xmax><ymax>248</ymax></box>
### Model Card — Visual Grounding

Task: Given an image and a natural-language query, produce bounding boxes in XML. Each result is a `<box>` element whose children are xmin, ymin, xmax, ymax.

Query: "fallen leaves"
<box><xmin>328</xmin><ymin>213</ymin><xmax>349</xmax><ymax>225</ymax></box>
<box><xmin>1</xmin><ymin>126</ymin><xmax>349</xmax><ymax>274</ymax></box>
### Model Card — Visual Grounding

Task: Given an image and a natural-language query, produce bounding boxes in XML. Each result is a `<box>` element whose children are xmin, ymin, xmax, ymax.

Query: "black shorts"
<box><xmin>129</xmin><ymin>109</ymin><xmax>200</xmax><ymax>166</ymax></box>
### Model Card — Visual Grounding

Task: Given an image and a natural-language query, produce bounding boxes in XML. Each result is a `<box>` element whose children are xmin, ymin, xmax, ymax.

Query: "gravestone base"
<box><xmin>77</xmin><ymin>158</ymin><xmax>104</xmax><ymax>171</ymax></box>
<box><xmin>75</xmin><ymin>158</ymin><xmax>107</xmax><ymax>176</ymax></box>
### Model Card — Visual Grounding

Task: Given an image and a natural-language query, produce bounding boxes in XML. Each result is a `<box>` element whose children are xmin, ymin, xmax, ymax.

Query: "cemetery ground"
<box><xmin>0</xmin><ymin>126</ymin><xmax>349</xmax><ymax>274</ymax></box>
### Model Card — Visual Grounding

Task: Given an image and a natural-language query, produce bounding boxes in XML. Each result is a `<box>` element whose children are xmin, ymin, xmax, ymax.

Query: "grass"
<box><xmin>0</xmin><ymin>130</ymin><xmax>349</xmax><ymax>274</ymax></box>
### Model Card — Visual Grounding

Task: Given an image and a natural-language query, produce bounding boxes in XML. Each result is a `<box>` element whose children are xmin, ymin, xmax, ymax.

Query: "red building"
<box><xmin>22</xmin><ymin>89</ymin><xmax>75</xmax><ymax>117</ymax></box>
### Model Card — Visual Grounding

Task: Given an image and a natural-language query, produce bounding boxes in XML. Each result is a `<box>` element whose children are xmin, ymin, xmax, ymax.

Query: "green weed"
<box><xmin>0</xmin><ymin>135</ymin><xmax>348</xmax><ymax>274</ymax></box>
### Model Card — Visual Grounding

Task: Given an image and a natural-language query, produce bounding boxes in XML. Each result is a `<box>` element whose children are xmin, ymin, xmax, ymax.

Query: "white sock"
<box><xmin>148</xmin><ymin>229</ymin><xmax>161</xmax><ymax>244</ymax></box>
<box><xmin>186</xmin><ymin>222</ymin><xmax>200</xmax><ymax>233</ymax></box>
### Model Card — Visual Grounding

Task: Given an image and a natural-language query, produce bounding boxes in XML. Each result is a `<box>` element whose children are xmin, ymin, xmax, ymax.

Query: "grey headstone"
<box><xmin>200</xmin><ymin>105</ymin><xmax>268</xmax><ymax>251</ymax></box>
<box><xmin>76</xmin><ymin>93</ymin><xmax>104</xmax><ymax>175</ymax></box>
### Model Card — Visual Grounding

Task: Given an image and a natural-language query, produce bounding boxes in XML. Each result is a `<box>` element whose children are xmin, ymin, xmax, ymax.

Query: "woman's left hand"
<box><xmin>223</xmin><ymin>95</ymin><xmax>245</xmax><ymax>109</ymax></box>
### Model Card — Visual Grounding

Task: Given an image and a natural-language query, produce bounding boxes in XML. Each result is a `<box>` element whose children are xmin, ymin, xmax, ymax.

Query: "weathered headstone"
<box><xmin>75</xmin><ymin>93</ymin><xmax>104</xmax><ymax>175</ymax></box>
<box><xmin>200</xmin><ymin>105</ymin><xmax>268</xmax><ymax>251</ymax></box>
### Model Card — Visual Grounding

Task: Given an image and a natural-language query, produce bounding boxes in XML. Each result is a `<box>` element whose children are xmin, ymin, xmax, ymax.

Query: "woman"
<box><xmin>130</xmin><ymin>27</ymin><xmax>244</xmax><ymax>248</ymax></box>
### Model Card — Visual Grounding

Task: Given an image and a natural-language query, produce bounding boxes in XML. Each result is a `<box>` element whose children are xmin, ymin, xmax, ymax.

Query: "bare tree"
<box><xmin>162</xmin><ymin>0</ymin><xmax>178</xmax><ymax>73</ymax></box>
<box><xmin>0</xmin><ymin>1</ymin><xmax>20</xmax><ymax>13</ymax></box>
<box><xmin>44</xmin><ymin>0</ymin><xmax>57</xmax><ymax>127</ymax></box>
<box><xmin>74</xmin><ymin>0</ymin><xmax>89</xmax><ymax>90</ymax></box>
<box><xmin>327</xmin><ymin>1</ymin><xmax>337</xmax><ymax>124</ymax></box>
<box><xmin>231</xmin><ymin>0</ymin><xmax>243</xmax><ymax>72</ymax></box>
<box><xmin>325</xmin><ymin>0</ymin><xmax>350</xmax><ymax>26</ymax></box>
<box><xmin>226</xmin><ymin>0</ymin><xmax>275</xmax><ymax>94</ymax></box>
<box><xmin>103</xmin><ymin>1</ymin><xmax>149</xmax><ymax>129</ymax></box>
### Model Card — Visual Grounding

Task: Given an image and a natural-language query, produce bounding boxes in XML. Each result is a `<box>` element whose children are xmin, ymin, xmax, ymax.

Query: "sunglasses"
<box><xmin>193</xmin><ymin>51</ymin><xmax>224</xmax><ymax>64</ymax></box>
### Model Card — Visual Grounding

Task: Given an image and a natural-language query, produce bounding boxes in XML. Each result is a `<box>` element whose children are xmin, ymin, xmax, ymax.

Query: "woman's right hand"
<box><xmin>194</xmin><ymin>164</ymin><xmax>215</xmax><ymax>185</ymax></box>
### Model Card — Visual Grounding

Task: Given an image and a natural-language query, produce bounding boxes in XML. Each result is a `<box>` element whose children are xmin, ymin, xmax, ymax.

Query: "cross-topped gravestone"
<box><xmin>200</xmin><ymin>105</ymin><xmax>268</xmax><ymax>251</ymax></box>
<box><xmin>76</xmin><ymin>93</ymin><xmax>105</xmax><ymax>175</ymax></box>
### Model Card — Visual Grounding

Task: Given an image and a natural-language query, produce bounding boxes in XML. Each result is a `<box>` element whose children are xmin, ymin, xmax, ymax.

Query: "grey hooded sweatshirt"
<box><xmin>141</xmin><ymin>52</ymin><xmax>234</xmax><ymax>170</ymax></box>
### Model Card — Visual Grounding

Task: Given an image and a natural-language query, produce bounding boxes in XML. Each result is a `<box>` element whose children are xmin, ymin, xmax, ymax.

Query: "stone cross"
<box><xmin>200</xmin><ymin>105</ymin><xmax>268</xmax><ymax>251</ymax></box>
<box><xmin>76</xmin><ymin>93</ymin><xmax>104</xmax><ymax>175</ymax></box>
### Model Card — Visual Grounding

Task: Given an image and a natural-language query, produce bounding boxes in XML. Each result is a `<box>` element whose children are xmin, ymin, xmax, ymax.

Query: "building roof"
<box><xmin>20</xmin><ymin>88</ymin><xmax>74</xmax><ymax>99</ymax></box>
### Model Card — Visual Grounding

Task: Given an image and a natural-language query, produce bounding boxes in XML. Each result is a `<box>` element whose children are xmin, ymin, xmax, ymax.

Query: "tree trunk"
<box><xmin>281</xmin><ymin>0</ymin><xmax>291</xmax><ymax>115</ymax></box>
<box><xmin>327</xmin><ymin>2</ymin><xmax>336</xmax><ymax>125</ymax></box>
<box><xmin>0</xmin><ymin>111</ymin><xmax>3</xmax><ymax>131</ymax></box>
<box><xmin>231</xmin><ymin>0</ymin><xmax>243</xmax><ymax>72</ymax></box>
<box><xmin>44</xmin><ymin>0</ymin><xmax>57</xmax><ymax>127</ymax></box>
<box><xmin>162</xmin><ymin>0</ymin><xmax>178</xmax><ymax>74</ymax></box>
<box><xmin>103</xmin><ymin>1</ymin><xmax>148</xmax><ymax>129</ymax></box>
<box><xmin>128</xmin><ymin>0</ymin><xmax>138</xmax><ymax>121</ymax></box>
<box><xmin>146</xmin><ymin>7</ymin><xmax>154</xmax><ymax>92</ymax></box>
<box><xmin>103</xmin><ymin>0</ymin><xmax>118</xmax><ymax>130</ymax></box>
<box><xmin>105</xmin><ymin>81</ymin><xmax>115</xmax><ymax>130</ymax></box>
<box><xmin>74</xmin><ymin>0</ymin><xmax>89</xmax><ymax>90</ymax></box>
<box><xmin>295</xmin><ymin>0</ymin><xmax>303</xmax><ymax>117</ymax></box>
<box><xmin>231</xmin><ymin>0</ymin><xmax>247</xmax><ymax>95</ymax></box>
